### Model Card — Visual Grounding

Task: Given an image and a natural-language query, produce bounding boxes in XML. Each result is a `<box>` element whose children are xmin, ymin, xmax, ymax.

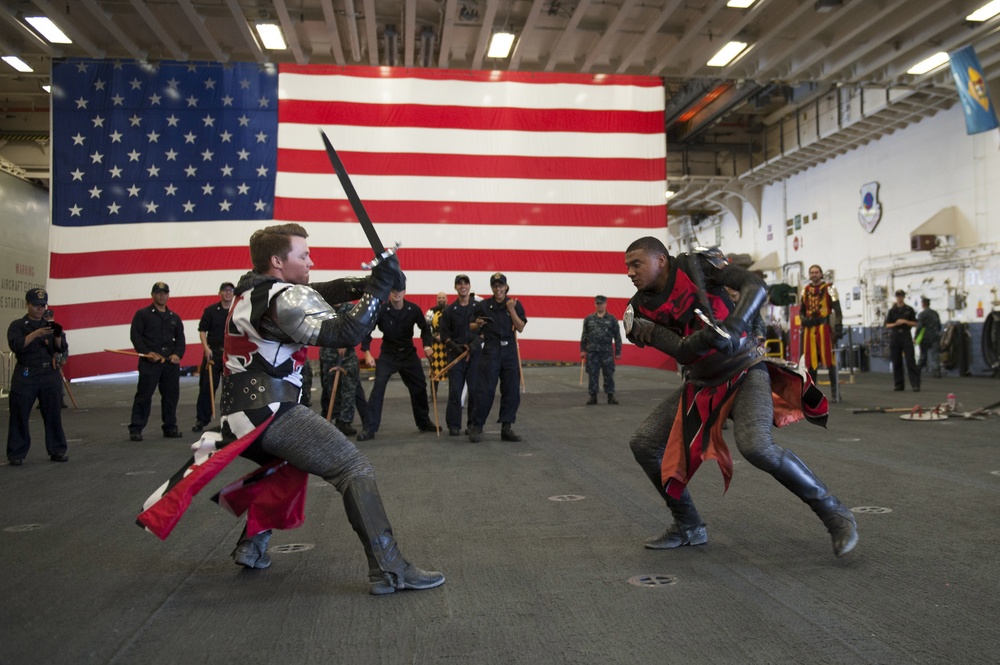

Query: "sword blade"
<box><xmin>319</xmin><ymin>129</ymin><xmax>384</xmax><ymax>256</ymax></box>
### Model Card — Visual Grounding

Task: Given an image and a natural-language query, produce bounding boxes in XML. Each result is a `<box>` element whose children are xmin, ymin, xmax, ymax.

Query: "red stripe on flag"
<box><xmin>53</xmin><ymin>295</ymin><xmax>634</xmax><ymax>331</ymax></box>
<box><xmin>279</xmin><ymin>64</ymin><xmax>663</xmax><ymax>88</ymax></box>
<box><xmin>65</xmin><ymin>340</ymin><xmax>673</xmax><ymax>380</ymax></box>
<box><xmin>274</xmin><ymin>199</ymin><xmax>666</xmax><ymax>227</ymax></box>
<box><xmin>51</xmin><ymin>248</ymin><xmax>632</xmax><ymax>280</ymax></box>
<box><xmin>276</xmin><ymin>149</ymin><xmax>665</xmax><ymax>181</ymax></box>
<box><xmin>280</xmin><ymin>100</ymin><xmax>664</xmax><ymax>134</ymax></box>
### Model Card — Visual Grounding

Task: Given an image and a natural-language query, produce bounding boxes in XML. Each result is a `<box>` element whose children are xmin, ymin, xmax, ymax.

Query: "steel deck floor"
<box><xmin>2</xmin><ymin>365</ymin><xmax>998</xmax><ymax>664</ymax></box>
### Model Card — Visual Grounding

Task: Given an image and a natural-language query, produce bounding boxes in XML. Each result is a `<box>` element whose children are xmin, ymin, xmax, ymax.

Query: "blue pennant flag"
<box><xmin>949</xmin><ymin>45</ymin><xmax>999</xmax><ymax>135</ymax></box>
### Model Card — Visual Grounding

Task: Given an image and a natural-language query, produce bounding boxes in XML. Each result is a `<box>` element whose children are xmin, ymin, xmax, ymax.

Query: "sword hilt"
<box><xmin>693</xmin><ymin>308</ymin><xmax>731</xmax><ymax>340</ymax></box>
<box><xmin>362</xmin><ymin>242</ymin><xmax>402</xmax><ymax>270</ymax></box>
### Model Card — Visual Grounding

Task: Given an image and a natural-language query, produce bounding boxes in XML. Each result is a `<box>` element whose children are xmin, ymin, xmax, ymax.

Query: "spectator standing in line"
<box><xmin>358</xmin><ymin>289</ymin><xmax>437</xmax><ymax>441</ymax></box>
<box><xmin>884</xmin><ymin>289</ymin><xmax>920</xmax><ymax>392</ymax></box>
<box><xmin>193</xmin><ymin>282</ymin><xmax>235</xmax><ymax>432</ymax></box>
<box><xmin>468</xmin><ymin>273</ymin><xmax>527</xmax><ymax>443</ymax></box>
<box><xmin>6</xmin><ymin>288</ymin><xmax>69</xmax><ymax>465</ymax></box>
<box><xmin>581</xmin><ymin>295</ymin><xmax>623</xmax><ymax>405</ymax></box>
<box><xmin>915</xmin><ymin>296</ymin><xmax>942</xmax><ymax>379</ymax></box>
<box><xmin>439</xmin><ymin>274</ymin><xmax>481</xmax><ymax>436</ymax></box>
<box><xmin>128</xmin><ymin>282</ymin><xmax>186</xmax><ymax>441</ymax></box>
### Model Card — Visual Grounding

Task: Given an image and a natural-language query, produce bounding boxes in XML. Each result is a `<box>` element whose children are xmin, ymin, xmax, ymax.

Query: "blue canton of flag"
<box><xmin>51</xmin><ymin>60</ymin><xmax>277</xmax><ymax>227</ymax></box>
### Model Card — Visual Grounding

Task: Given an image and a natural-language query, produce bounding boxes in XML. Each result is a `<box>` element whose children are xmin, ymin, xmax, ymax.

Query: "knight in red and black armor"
<box><xmin>137</xmin><ymin>223</ymin><xmax>444</xmax><ymax>595</ymax></box>
<box><xmin>623</xmin><ymin>236</ymin><xmax>858</xmax><ymax>557</ymax></box>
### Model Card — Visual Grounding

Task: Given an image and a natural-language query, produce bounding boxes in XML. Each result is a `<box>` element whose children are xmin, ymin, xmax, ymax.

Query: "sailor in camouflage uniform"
<box><xmin>580</xmin><ymin>295</ymin><xmax>623</xmax><ymax>404</ymax></box>
<box><xmin>320</xmin><ymin>303</ymin><xmax>368</xmax><ymax>435</ymax></box>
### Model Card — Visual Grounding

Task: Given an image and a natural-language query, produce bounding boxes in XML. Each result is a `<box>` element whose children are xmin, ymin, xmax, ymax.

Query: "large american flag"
<box><xmin>50</xmin><ymin>61</ymin><xmax>666</xmax><ymax>379</ymax></box>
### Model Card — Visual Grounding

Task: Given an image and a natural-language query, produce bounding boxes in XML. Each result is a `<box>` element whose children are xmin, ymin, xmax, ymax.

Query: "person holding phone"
<box><xmin>6</xmin><ymin>288</ymin><xmax>69</xmax><ymax>465</ymax></box>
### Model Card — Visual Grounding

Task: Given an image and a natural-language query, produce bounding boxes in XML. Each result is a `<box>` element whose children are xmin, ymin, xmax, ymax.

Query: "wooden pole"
<box><xmin>430</xmin><ymin>348</ymin><xmax>470</xmax><ymax>382</ymax></box>
<box><xmin>206</xmin><ymin>355</ymin><xmax>217</xmax><ymax>422</ymax></box>
<box><xmin>325</xmin><ymin>367</ymin><xmax>343</xmax><ymax>422</ymax></box>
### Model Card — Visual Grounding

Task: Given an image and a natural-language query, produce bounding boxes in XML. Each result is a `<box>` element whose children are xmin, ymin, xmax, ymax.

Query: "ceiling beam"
<box><xmin>509</xmin><ymin>0</ymin><xmax>546</xmax><ymax>70</ymax></box>
<box><xmin>818</xmin><ymin>0</ymin><xmax>952</xmax><ymax>83</ymax></box>
<box><xmin>222</xmin><ymin>0</ymin><xmax>265</xmax><ymax>64</ymax></box>
<box><xmin>472</xmin><ymin>0</ymin><xmax>500</xmax><ymax>70</ymax></box>
<box><xmin>652</xmin><ymin>0</ymin><xmax>729</xmax><ymax>76</ymax></box>
<box><xmin>733</xmin><ymin>0</ymin><xmax>866</xmax><ymax>81</ymax></box>
<box><xmin>0</xmin><ymin>6</ymin><xmax>57</xmax><ymax>56</ymax></box>
<box><xmin>79</xmin><ymin>0</ymin><xmax>145</xmax><ymax>62</ymax></box>
<box><xmin>616</xmin><ymin>0</ymin><xmax>684</xmax><ymax>74</ymax></box>
<box><xmin>362</xmin><ymin>0</ymin><xmax>378</xmax><ymax>66</ymax></box>
<box><xmin>319</xmin><ymin>0</ymin><xmax>347</xmax><ymax>64</ymax></box>
<box><xmin>782</xmin><ymin>0</ymin><xmax>909</xmax><ymax>82</ymax></box>
<box><xmin>581</xmin><ymin>0</ymin><xmax>641</xmax><ymax>72</ymax></box>
<box><xmin>30</xmin><ymin>0</ymin><xmax>104</xmax><ymax>58</ymax></box>
<box><xmin>544</xmin><ymin>0</ymin><xmax>591</xmax><ymax>72</ymax></box>
<box><xmin>682</xmin><ymin>0</ymin><xmax>768</xmax><ymax>78</ymax></box>
<box><xmin>404</xmin><ymin>0</ymin><xmax>416</xmax><ymax>67</ymax></box>
<box><xmin>438</xmin><ymin>0</ymin><xmax>457</xmax><ymax>68</ymax></box>
<box><xmin>718</xmin><ymin>0</ymin><xmax>814</xmax><ymax>79</ymax></box>
<box><xmin>342</xmin><ymin>0</ymin><xmax>362</xmax><ymax>62</ymax></box>
<box><xmin>128</xmin><ymin>0</ymin><xmax>187</xmax><ymax>61</ymax></box>
<box><xmin>272</xmin><ymin>0</ymin><xmax>307</xmax><ymax>64</ymax></box>
<box><xmin>177</xmin><ymin>0</ymin><xmax>226</xmax><ymax>62</ymax></box>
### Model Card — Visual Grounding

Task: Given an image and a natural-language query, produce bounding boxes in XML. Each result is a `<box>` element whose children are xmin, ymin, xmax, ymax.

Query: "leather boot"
<box><xmin>336</xmin><ymin>420</ymin><xmax>357</xmax><ymax>436</ymax></box>
<box><xmin>828</xmin><ymin>366</ymin><xmax>840</xmax><ymax>403</ymax></box>
<box><xmin>468</xmin><ymin>425</ymin><xmax>482</xmax><ymax>443</ymax></box>
<box><xmin>500</xmin><ymin>423</ymin><xmax>521</xmax><ymax>442</ymax></box>
<box><xmin>586</xmin><ymin>394</ymin><xmax>598</xmax><ymax>405</ymax></box>
<box><xmin>342</xmin><ymin>476</ymin><xmax>445</xmax><ymax>595</ymax></box>
<box><xmin>772</xmin><ymin>449</ymin><xmax>858</xmax><ymax>557</ymax></box>
<box><xmin>644</xmin><ymin>488</ymin><xmax>707</xmax><ymax>549</ymax></box>
<box><xmin>232</xmin><ymin>528</ymin><xmax>273</xmax><ymax>569</ymax></box>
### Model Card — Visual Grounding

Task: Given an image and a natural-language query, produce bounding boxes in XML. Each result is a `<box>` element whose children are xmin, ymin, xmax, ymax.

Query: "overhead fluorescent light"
<box><xmin>255</xmin><ymin>22</ymin><xmax>287</xmax><ymax>50</ymax></box>
<box><xmin>24</xmin><ymin>16</ymin><xmax>72</xmax><ymax>44</ymax></box>
<box><xmin>487</xmin><ymin>31</ymin><xmax>516</xmax><ymax>59</ymax></box>
<box><xmin>707</xmin><ymin>41</ymin><xmax>748</xmax><ymax>67</ymax></box>
<box><xmin>665</xmin><ymin>190</ymin><xmax>676</xmax><ymax>199</ymax></box>
<box><xmin>727</xmin><ymin>0</ymin><xmax>757</xmax><ymax>7</ymax></box>
<box><xmin>2</xmin><ymin>56</ymin><xmax>33</xmax><ymax>73</ymax></box>
<box><xmin>906</xmin><ymin>51</ymin><xmax>949</xmax><ymax>75</ymax></box>
<box><xmin>42</xmin><ymin>84</ymin><xmax>51</xmax><ymax>93</ymax></box>
<box><xmin>967</xmin><ymin>1</ymin><xmax>1000</xmax><ymax>21</ymax></box>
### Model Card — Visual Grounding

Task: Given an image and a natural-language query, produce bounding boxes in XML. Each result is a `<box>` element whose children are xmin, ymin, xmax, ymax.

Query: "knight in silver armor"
<box><xmin>623</xmin><ymin>236</ymin><xmax>858</xmax><ymax>558</ymax></box>
<box><xmin>214</xmin><ymin>223</ymin><xmax>445</xmax><ymax>594</ymax></box>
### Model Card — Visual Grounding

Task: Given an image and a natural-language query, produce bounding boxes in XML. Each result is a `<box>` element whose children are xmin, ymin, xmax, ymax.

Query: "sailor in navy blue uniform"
<box><xmin>438</xmin><ymin>274</ymin><xmax>482</xmax><ymax>436</ymax></box>
<box><xmin>128</xmin><ymin>282</ymin><xmax>186</xmax><ymax>441</ymax></box>
<box><xmin>358</xmin><ymin>288</ymin><xmax>436</xmax><ymax>440</ymax></box>
<box><xmin>6</xmin><ymin>288</ymin><xmax>69</xmax><ymax>465</ymax></box>
<box><xmin>468</xmin><ymin>273</ymin><xmax>527</xmax><ymax>443</ymax></box>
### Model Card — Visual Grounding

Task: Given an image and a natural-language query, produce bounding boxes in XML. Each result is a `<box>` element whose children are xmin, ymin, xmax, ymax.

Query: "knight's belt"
<box><xmin>685</xmin><ymin>344</ymin><xmax>765</xmax><ymax>387</ymax></box>
<box><xmin>221</xmin><ymin>371</ymin><xmax>301</xmax><ymax>415</ymax></box>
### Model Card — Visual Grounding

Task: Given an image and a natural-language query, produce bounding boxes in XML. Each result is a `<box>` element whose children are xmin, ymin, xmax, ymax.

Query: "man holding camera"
<box><xmin>6</xmin><ymin>288</ymin><xmax>69</xmax><ymax>465</ymax></box>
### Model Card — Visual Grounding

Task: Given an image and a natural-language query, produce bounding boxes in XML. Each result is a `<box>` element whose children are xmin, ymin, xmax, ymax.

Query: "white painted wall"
<box><xmin>0</xmin><ymin>172</ymin><xmax>49</xmax><ymax>328</ymax></box>
<box><xmin>686</xmin><ymin>104</ymin><xmax>1000</xmax><ymax>333</ymax></box>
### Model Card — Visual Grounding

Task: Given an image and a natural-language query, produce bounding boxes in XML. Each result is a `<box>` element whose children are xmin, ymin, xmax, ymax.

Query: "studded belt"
<box><xmin>220</xmin><ymin>371</ymin><xmax>301</xmax><ymax>415</ymax></box>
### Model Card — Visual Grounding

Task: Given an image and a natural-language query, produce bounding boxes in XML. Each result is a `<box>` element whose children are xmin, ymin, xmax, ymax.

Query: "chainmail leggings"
<box><xmin>258</xmin><ymin>404</ymin><xmax>375</xmax><ymax>492</ymax></box>
<box><xmin>629</xmin><ymin>364</ymin><xmax>786</xmax><ymax>501</ymax></box>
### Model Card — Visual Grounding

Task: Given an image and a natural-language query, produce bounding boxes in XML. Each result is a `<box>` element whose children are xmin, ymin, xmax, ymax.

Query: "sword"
<box><xmin>319</xmin><ymin>129</ymin><xmax>400</xmax><ymax>270</ymax></box>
